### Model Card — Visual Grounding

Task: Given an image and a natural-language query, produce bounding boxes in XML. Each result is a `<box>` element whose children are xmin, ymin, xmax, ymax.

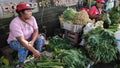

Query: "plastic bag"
<box><xmin>106</xmin><ymin>0</ymin><xmax>114</xmax><ymax>10</ymax></box>
<box><xmin>79</xmin><ymin>23</ymin><xmax>94</xmax><ymax>46</ymax></box>
<box><xmin>83</xmin><ymin>23</ymin><xmax>94</xmax><ymax>34</ymax></box>
<box><xmin>115</xmin><ymin>30</ymin><xmax>120</xmax><ymax>53</ymax></box>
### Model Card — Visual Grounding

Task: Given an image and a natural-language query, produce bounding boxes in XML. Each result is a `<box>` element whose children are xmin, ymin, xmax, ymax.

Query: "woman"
<box><xmin>80</xmin><ymin>0</ymin><xmax>89</xmax><ymax>12</ymax></box>
<box><xmin>7</xmin><ymin>2</ymin><xmax>45</xmax><ymax>67</ymax></box>
<box><xmin>88</xmin><ymin>0</ymin><xmax>105</xmax><ymax>21</ymax></box>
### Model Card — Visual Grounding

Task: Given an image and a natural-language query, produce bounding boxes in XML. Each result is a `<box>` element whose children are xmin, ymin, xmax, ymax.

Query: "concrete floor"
<box><xmin>93</xmin><ymin>60</ymin><xmax>120</xmax><ymax>68</ymax></box>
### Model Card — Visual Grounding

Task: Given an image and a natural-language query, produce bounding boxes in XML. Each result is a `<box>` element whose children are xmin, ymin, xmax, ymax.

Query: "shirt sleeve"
<box><xmin>88</xmin><ymin>6</ymin><xmax>96</xmax><ymax>15</ymax></box>
<box><xmin>32</xmin><ymin>16</ymin><xmax>38</xmax><ymax>29</ymax></box>
<box><xmin>10</xmin><ymin>21</ymin><xmax>23</xmax><ymax>38</ymax></box>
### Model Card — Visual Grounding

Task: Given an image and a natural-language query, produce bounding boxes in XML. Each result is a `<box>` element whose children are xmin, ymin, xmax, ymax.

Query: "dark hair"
<box><xmin>16</xmin><ymin>8</ymin><xmax>32</xmax><ymax>16</ymax></box>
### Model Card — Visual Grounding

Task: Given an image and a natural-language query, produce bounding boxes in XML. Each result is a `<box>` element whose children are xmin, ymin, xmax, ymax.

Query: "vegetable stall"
<box><xmin>0</xmin><ymin>0</ymin><xmax>120</xmax><ymax>68</ymax></box>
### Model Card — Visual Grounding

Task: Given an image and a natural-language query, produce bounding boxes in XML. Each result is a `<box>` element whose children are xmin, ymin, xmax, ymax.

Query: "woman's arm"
<box><xmin>28</xmin><ymin>29</ymin><xmax>38</xmax><ymax>46</ymax></box>
<box><xmin>89</xmin><ymin>14</ymin><xmax>102</xmax><ymax>21</ymax></box>
<box><xmin>16</xmin><ymin>36</ymin><xmax>40</xmax><ymax>58</ymax></box>
<box><xmin>31</xmin><ymin>29</ymin><xmax>38</xmax><ymax>43</ymax></box>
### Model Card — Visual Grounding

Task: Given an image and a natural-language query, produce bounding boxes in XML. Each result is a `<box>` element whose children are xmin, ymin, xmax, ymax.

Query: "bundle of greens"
<box><xmin>45</xmin><ymin>36</ymin><xmax>90</xmax><ymax>68</ymax></box>
<box><xmin>24</xmin><ymin>55</ymin><xmax>64</xmax><ymax>68</ymax></box>
<box><xmin>107</xmin><ymin>24</ymin><xmax>119</xmax><ymax>32</ymax></box>
<box><xmin>62</xmin><ymin>8</ymin><xmax>77</xmax><ymax>21</ymax></box>
<box><xmin>109</xmin><ymin>7</ymin><xmax>120</xmax><ymax>25</ymax></box>
<box><xmin>102</xmin><ymin>12</ymin><xmax>111</xmax><ymax>28</ymax></box>
<box><xmin>84</xmin><ymin>27</ymin><xmax>118</xmax><ymax>63</ymax></box>
<box><xmin>24</xmin><ymin>35</ymin><xmax>91</xmax><ymax>68</ymax></box>
<box><xmin>56</xmin><ymin>49</ymin><xmax>90</xmax><ymax>68</ymax></box>
<box><xmin>46</xmin><ymin>36</ymin><xmax>74</xmax><ymax>51</ymax></box>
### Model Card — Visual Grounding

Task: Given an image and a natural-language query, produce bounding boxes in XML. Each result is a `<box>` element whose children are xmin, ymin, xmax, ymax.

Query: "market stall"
<box><xmin>0</xmin><ymin>0</ymin><xmax>120</xmax><ymax>68</ymax></box>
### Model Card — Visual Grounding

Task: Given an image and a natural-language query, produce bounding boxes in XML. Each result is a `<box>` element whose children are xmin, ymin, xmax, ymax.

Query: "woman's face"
<box><xmin>96</xmin><ymin>2</ymin><xmax>104</xmax><ymax>8</ymax></box>
<box><xmin>21</xmin><ymin>9</ymin><xmax>32</xmax><ymax>19</ymax></box>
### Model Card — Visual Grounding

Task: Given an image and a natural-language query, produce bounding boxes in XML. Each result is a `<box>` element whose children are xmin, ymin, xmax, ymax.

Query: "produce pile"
<box><xmin>84</xmin><ymin>27</ymin><xmax>118</xmax><ymax>63</ymax></box>
<box><xmin>24</xmin><ymin>55</ymin><xmax>64</xmax><ymax>68</ymax></box>
<box><xmin>24</xmin><ymin>36</ymin><xmax>90</xmax><ymax>68</ymax></box>
<box><xmin>62</xmin><ymin>8</ymin><xmax>77</xmax><ymax>21</ymax></box>
<box><xmin>56</xmin><ymin>49</ymin><xmax>90</xmax><ymax>68</ymax></box>
<box><xmin>59</xmin><ymin>8</ymin><xmax>92</xmax><ymax>25</ymax></box>
<box><xmin>109</xmin><ymin>7</ymin><xmax>120</xmax><ymax>25</ymax></box>
<box><xmin>46</xmin><ymin>36</ymin><xmax>73</xmax><ymax>51</ymax></box>
<box><xmin>101</xmin><ymin>6</ymin><xmax>120</xmax><ymax>32</ymax></box>
<box><xmin>46</xmin><ymin>36</ymin><xmax>90</xmax><ymax>68</ymax></box>
<box><xmin>73</xmin><ymin>10</ymin><xmax>92</xmax><ymax>25</ymax></box>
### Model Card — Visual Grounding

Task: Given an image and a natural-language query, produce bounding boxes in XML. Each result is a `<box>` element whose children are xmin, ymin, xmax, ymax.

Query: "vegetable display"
<box><xmin>24</xmin><ymin>55</ymin><xmax>64</xmax><ymax>68</ymax></box>
<box><xmin>62</xmin><ymin>8</ymin><xmax>77</xmax><ymax>21</ymax></box>
<box><xmin>84</xmin><ymin>27</ymin><xmax>118</xmax><ymax>63</ymax></box>
<box><xmin>73</xmin><ymin>10</ymin><xmax>92</xmax><ymax>25</ymax></box>
<box><xmin>59</xmin><ymin>8</ymin><xmax>93</xmax><ymax>25</ymax></box>
<box><xmin>56</xmin><ymin>49</ymin><xmax>90</xmax><ymax>68</ymax></box>
<box><xmin>94</xmin><ymin>21</ymin><xmax>104</xmax><ymax>28</ymax></box>
<box><xmin>24</xmin><ymin>36</ymin><xmax>90</xmax><ymax>68</ymax></box>
<box><xmin>46</xmin><ymin>36</ymin><xmax>90</xmax><ymax>68</ymax></box>
<box><xmin>109</xmin><ymin>7</ymin><xmax>120</xmax><ymax>25</ymax></box>
<box><xmin>46</xmin><ymin>36</ymin><xmax>74</xmax><ymax>51</ymax></box>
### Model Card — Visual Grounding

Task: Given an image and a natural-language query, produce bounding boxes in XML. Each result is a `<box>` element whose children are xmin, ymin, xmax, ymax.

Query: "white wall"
<box><xmin>0</xmin><ymin>0</ymin><xmax>37</xmax><ymax>3</ymax></box>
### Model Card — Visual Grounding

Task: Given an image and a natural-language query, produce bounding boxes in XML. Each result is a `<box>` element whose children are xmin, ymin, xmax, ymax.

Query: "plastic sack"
<box><xmin>83</xmin><ymin>23</ymin><xmax>94</xmax><ymax>34</ymax></box>
<box><xmin>38</xmin><ymin>34</ymin><xmax>46</xmax><ymax>46</ymax></box>
<box><xmin>106</xmin><ymin>0</ymin><xmax>114</xmax><ymax>10</ymax></box>
<box><xmin>79</xmin><ymin>23</ymin><xmax>94</xmax><ymax>46</ymax></box>
<box><xmin>115</xmin><ymin>30</ymin><xmax>120</xmax><ymax>53</ymax></box>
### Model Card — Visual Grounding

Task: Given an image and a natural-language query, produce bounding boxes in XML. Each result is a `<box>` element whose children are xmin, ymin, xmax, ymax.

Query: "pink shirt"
<box><xmin>88</xmin><ymin>6</ymin><xmax>102</xmax><ymax>16</ymax></box>
<box><xmin>7</xmin><ymin>16</ymin><xmax>38</xmax><ymax>43</ymax></box>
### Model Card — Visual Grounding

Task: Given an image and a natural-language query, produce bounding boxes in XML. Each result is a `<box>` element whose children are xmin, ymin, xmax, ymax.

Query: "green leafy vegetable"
<box><xmin>46</xmin><ymin>36</ymin><xmax>74</xmax><ymax>51</ymax></box>
<box><xmin>56</xmin><ymin>49</ymin><xmax>90</xmax><ymax>68</ymax></box>
<box><xmin>84</xmin><ymin>27</ymin><xmax>118</xmax><ymax>63</ymax></box>
<box><xmin>63</xmin><ymin>8</ymin><xmax>77</xmax><ymax>21</ymax></box>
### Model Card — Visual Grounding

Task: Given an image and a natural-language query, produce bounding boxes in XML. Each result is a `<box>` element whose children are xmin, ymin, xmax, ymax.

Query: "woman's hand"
<box><xmin>28</xmin><ymin>42</ymin><xmax>41</xmax><ymax>58</ymax></box>
<box><xmin>93</xmin><ymin>14</ymin><xmax>102</xmax><ymax>21</ymax></box>
<box><xmin>16</xmin><ymin>36</ymin><xmax>41</xmax><ymax>58</ymax></box>
<box><xmin>28</xmin><ymin>41</ymin><xmax>34</xmax><ymax>46</ymax></box>
<box><xmin>32</xmin><ymin>50</ymin><xmax>41</xmax><ymax>58</ymax></box>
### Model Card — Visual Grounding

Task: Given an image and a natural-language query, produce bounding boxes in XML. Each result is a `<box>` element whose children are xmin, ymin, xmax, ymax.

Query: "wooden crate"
<box><xmin>64</xmin><ymin>30</ymin><xmax>79</xmax><ymax>46</ymax></box>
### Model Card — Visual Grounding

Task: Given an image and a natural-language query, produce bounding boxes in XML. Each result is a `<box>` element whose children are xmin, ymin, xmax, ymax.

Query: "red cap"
<box><xmin>96</xmin><ymin>0</ymin><xmax>105</xmax><ymax>3</ymax></box>
<box><xmin>16</xmin><ymin>2</ymin><xmax>32</xmax><ymax>12</ymax></box>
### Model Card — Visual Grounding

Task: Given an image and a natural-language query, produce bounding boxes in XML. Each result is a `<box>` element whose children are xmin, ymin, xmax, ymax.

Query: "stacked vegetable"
<box><xmin>59</xmin><ymin>8</ymin><xmax>92</xmax><ymax>25</ymax></box>
<box><xmin>23</xmin><ymin>36</ymin><xmax>90</xmax><ymax>68</ymax></box>
<box><xmin>59</xmin><ymin>8</ymin><xmax>77</xmax><ymax>24</ymax></box>
<box><xmin>24</xmin><ymin>55</ymin><xmax>64</xmax><ymax>68</ymax></box>
<box><xmin>73</xmin><ymin>10</ymin><xmax>92</xmax><ymax>25</ymax></box>
<box><xmin>84</xmin><ymin>27</ymin><xmax>118</xmax><ymax>63</ymax></box>
<box><xmin>46</xmin><ymin>36</ymin><xmax>90</xmax><ymax>68</ymax></box>
<box><xmin>56</xmin><ymin>49</ymin><xmax>90</xmax><ymax>68</ymax></box>
<box><xmin>109</xmin><ymin>7</ymin><xmax>120</xmax><ymax>25</ymax></box>
<box><xmin>62</xmin><ymin>8</ymin><xmax>77</xmax><ymax>21</ymax></box>
<box><xmin>102</xmin><ymin>7</ymin><xmax>120</xmax><ymax>32</ymax></box>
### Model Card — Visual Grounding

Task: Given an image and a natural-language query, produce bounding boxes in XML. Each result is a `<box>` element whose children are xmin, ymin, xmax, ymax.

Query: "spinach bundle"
<box><xmin>84</xmin><ymin>27</ymin><xmax>118</xmax><ymax>63</ymax></box>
